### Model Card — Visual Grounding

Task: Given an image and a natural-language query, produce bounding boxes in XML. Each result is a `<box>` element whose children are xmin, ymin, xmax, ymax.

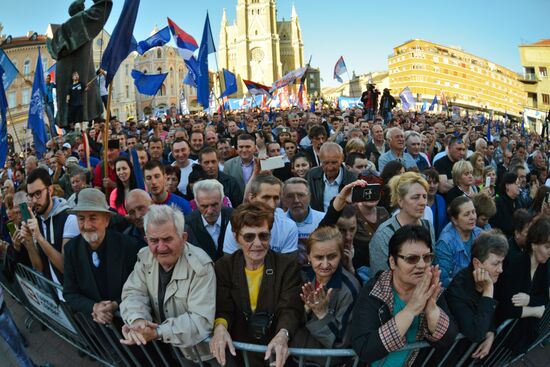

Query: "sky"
<box><xmin>1</xmin><ymin>0</ymin><xmax>549</xmax><ymax>87</ymax></box>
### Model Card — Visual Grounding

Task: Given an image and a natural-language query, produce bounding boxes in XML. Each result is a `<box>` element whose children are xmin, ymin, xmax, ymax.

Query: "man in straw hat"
<box><xmin>63</xmin><ymin>188</ymin><xmax>142</xmax><ymax>324</ymax></box>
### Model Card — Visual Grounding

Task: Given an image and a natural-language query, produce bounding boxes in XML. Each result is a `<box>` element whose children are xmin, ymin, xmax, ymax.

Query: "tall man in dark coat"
<box><xmin>46</xmin><ymin>0</ymin><xmax>112</xmax><ymax>129</ymax></box>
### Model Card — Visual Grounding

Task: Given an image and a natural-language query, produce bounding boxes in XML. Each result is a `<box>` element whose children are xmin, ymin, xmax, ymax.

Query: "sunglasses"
<box><xmin>241</xmin><ymin>231</ymin><xmax>271</xmax><ymax>243</ymax></box>
<box><xmin>396</xmin><ymin>253</ymin><xmax>435</xmax><ymax>265</ymax></box>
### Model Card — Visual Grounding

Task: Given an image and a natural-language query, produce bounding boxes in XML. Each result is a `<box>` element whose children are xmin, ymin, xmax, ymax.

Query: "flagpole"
<box><xmin>103</xmin><ymin>83</ymin><xmax>112</xmax><ymax>197</ymax></box>
<box><xmin>5</xmin><ymin>107</ymin><xmax>23</xmax><ymax>153</ymax></box>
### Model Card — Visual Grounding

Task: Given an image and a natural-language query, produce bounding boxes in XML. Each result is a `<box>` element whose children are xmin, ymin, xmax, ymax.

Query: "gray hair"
<box><xmin>385</xmin><ymin>127</ymin><xmax>402</xmax><ymax>141</ymax></box>
<box><xmin>405</xmin><ymin>131</ymin><xmax>421</xmax><ymax>143</ymax></box>
<box><xmin>319</xmin><ymin>141</ymin><xmax>343</xmax><ymax>156</ymax></box>
<box><xmin>192</xmin><ymin>179</ymin><xmax>224</xmax><ymax>200</ymax></box>
<box><xmin>143</xmin><ymin>204</ymin><xmax>185</xmax><ymax>238</ymax></box>
<box><xmin>475</xmin><ymin>138</ymin><xmax>487</xmax><ymax>150</ymax></box>
<box><xmin>283</xmin><ymin>177</ymin><xmax>310</xmax><ymax>194</ymax></box>
<box><xmin>13</xmin><ymin>191</ymin><xmax>28</xmax><ymax>206</ymax></box>
<box><xmin>126</xmin><ymin>189</ymin><xmax>152</xmax><ymax>207</ymax></box>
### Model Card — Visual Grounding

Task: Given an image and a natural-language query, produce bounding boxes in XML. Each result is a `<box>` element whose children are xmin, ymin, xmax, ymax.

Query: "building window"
<box><xmin>540</xmin><ymin>67</ymin><xmax>548</xmax><ymax>78</ymax></box>
<box><xmin>125</xmin><ymin>85</ymin><xmax>129</xmax><ymax>99</ymax></box>
<box><xmin>125</xmin><ymin>64</ymin><xmax>129</xmax><ymax>76</ymax></box>
<box><xmin>8</xmin><ymin>91</ymin><xmax>16</xmax><ymax>107</ymax></box>
<box><xmin>543</xmin><ymin>94</ymin><xmax>550</xmax><ymax>105</ymax></box>
<box><xmin>22</xmin><ymin>88</ymin><xmax>30</xmax><ymax>104</ymax></box>
<box><xmin>157</xmin><ymin>49</ymin><xmax>162</xmax><ymax>59</ymax></box>
<box><xmin>23</xmin><ymin>59</ymin><xmax>31</xmax><ymax>76</ymax></box>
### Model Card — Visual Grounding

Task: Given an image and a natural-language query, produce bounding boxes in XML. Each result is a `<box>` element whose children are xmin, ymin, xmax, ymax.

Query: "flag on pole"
<box><xmin>27</xmin><ymin>49</ymin><xmax>49</xmax><ymax>158</ymax></box>
<box><xmin>167</xmin><ymin>17</ymin><xmax>199</xmax><ymax>60</ymax></box>
<box><xmin>0</xmin><ymin>49</ymin><xmax>18</xmax><ymax>90</ymax></box>
<box><xmin>0</xmin><ymin>66</ymin><xmax>9</xmax><ymax>167</ymax></box>
<box><xmin>439</xmin><ymin>90</ymin><xmax>448</xmax><ymax>111</ymax></box>
<box><xmin>46</xmin><ymin>63</ymin><xmax>56</xmax><ymax>83</ymax></box>
<box><xmin>81</xmin><ymin>130</ymin><xmax>91</xmax><ymax>170</ymax></box>
<box><xmin>131</xmin><ymin>69</ymin><xmax>168</xmax><ymax>96</ymax></box>
<box><xmin>420</xmin><ymin>101</ymin><xmax>428</xmax><ymax>113</ymax></box>
<box><xmin>100</xmin><ymin>0</ymin><xmax>140</xmax><ymax>86</ymax></box>
<box><xmin>220</xmin><ymin>69</ymin><xmax>237</xmax><ymax>98</ymax></box>
<box><xmin>487</xmin><ymin>119</ymin><xmax>492</xmax><ymax>142</ymax></box>
<box><xmin>130</xmin><ymin>148</ymin><xmax>145</xmax><ymax>189</ymax></box>
<box><xmin>270</xmin><ymin>66</ymin><xmax>308</xmax><ymax>93</ymax></box>
<box><xmin>183</xmin><ymin>56</ymin><xmax>199</xmax><ymax>87</ymax></box>
<box><xmin>333</xmin><ymin>56</ymin><xmax>347</xmax><ymax>83</ymax></box>
<box><xmin>399</xmin><ymin>87</ymin><xmax>415</xmax><ymax>111</ymax></box>
<box><xmin>243</xmin><ymin>79</ymin><xmax>271</xmax><ymax>95</ymax></box>
<box><xmin>522</xmin><ymin>108</ymin><xmax>527</xmax><ymax>134</ymax></box>
<box><xmin>197</xmin><ymin>12</ymin><xmax>216</xmax><ymax>109</ymax></box>
<box><xmin>180</xmin><ymin>89</ymin><xmax>189</xmax><ymax>114</ymax></box>
<box><xmin>428</xmin><ymin>95</ymin><xmax>438</xmax><ymax>111</ymax></box>
<box><xmin>136</xmin><ymin>26</ymin><xmax>171</xmax><ymax>55</ymax></box>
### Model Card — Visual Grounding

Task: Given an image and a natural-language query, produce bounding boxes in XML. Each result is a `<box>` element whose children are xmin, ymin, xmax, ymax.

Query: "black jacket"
<box><xmin>445</xmin><ymin>266</ymin><xmax>498</xmax><ymax>343</ymax></box>
<box><xmin>306</xmin><ymin>166</ymin><xmax>357</xmax><ymax>212</ymax></box>
<box><xmin>217</xmin><ymin>171</ymin><xmax>244</xmax><ymax>207</ymax></box>
<box><xmin>489</xmin><ymin>193</ymin><xmax>518</xmax><ymax>237</ymax></box>
<box><xmin>351</xmin><ymin>271</ymin><xmax>458</xmax><ymax>365</ymax></box>
<box><xmin>63</xmin><ymin>230</ymin><xmax>142</xmax><ymax>315</ymax></box>
<box><xmin>185</xmin><ymin>207</ymin><xmax>233</xmax><ymax>262</ymax></box>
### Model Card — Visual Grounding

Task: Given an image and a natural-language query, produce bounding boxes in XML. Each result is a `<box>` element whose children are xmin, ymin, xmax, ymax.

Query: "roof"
<box><xmin>528</xmin><ymin>39</ymin><xmax>550</xmax><ymax>46</ymax></box>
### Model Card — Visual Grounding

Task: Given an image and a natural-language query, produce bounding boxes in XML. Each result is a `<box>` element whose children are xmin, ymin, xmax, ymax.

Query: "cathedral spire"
<box><xmin>291</xmin><ymin>3</ymin><xmax>298</xmax><ymax>19</ymax></box>
<box><xmin>221</xmin><ymin>8</ymin><xmax>228</xmax><ymax>26</ymax></box>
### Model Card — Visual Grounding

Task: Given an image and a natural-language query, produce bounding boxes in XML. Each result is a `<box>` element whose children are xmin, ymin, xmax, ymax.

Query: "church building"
<box><xmin>219</xmin><ymin>0</ymin><xmax>305</xmax><ymax>96</ymax></box>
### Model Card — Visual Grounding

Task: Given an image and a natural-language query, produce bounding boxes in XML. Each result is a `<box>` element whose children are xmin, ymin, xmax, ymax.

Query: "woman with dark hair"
<box><xmin>352</xmin><ymin>225</ymin><xmax>457</xmax><ymax>365</ymax></box>
<box><xmin>489</xmin><ymin>173</ymin><xmax>520</xmax><ymax>237</ymax></box>
<box><xmin>290</xmin><ymin>152</ymin><xmax>311</xmax><ymax>179</ymax></box>
<box><xmin>424</xmin><ymin>168</ymin><xmax>448</xmax><ymax>237</ymax></box>
<box><xmin>495</xmin><ymin>216</ymin><xmax>550</xmax><ymax>353</ymax></box>
<box><xmin>507</xmin><ymin>209</ymin><xmax>534</xmax><ymax>257</ymax></box>
<box><xmin>445</xmin><ymin>231</ymin><xmax>508</xmax><ymax>360</ymax></box>
<box><xmin>378</xmin><ymin>160</ymin><xmax>405</xmax><ymax>212</ymax></box>
<box><xmin>164</xmin><ymin>164</ymin><xmax>185</xmax><ymax>198</ymax></box>
<box><xmin>210</xmin><ymin>202</ymin><xmax>302</xmax><ymax>367</ymax></box>
<box><xmin>435</xmin><ymin>196</ymin><xmax>483</xmax><ymax>287</ymax></box>
<box><xmin>109</xmin><ymin>156</ymin><xmax>137</xmax><ymax>215</ymax></box>
<box><xmin>291</xmin><ymin>226</ymin><xmax>360</xmax><ymax>366</ymax></box>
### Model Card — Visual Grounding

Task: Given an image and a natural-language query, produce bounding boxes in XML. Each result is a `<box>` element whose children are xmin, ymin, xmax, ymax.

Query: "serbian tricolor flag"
<box><xmin>243</xmin><ymin>79</ymin><xmax>271</xmax><ymax>96</ymax></box>
<box><xmin>440</xmin><ymin>90</ymin><xmax>448</xmax><ymax>111</ymax></box>
<box><xmin>167</xmin><ymin>17</ymin><xmax>198</xmax><ymax>60</ymax></box>
<box><xmin>333</xmin><ymin>56</ymin><xmax>347</xmax><ymax>83</ymax></box>
<box><xmin>82</xmin><ymin>130</ymin><xmax>91</xmax><ymax>170</ymax></box>
<box><xmin>47</xmin><ymin>64</ymin><xmax>56</xmax><ymax>83</ymax></box>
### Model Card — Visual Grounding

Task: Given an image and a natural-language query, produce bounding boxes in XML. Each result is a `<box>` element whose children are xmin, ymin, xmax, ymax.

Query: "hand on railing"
<box><xmin>209</xmin><ymin>324</ymin><xmax>236</xmax><ymax>366</ymax></box>
<box><xmin>120</xmin><ymin>319</ymin><xmax>159</xmax><ymax>346</ymax></box>
<box><xmin>471</xmin><ymin>331</ymin><xmax>494</xmax><ymax>360</ymax></box>
<box><xmin>92</xmin><ymin>300</ymin><xmax>118</xmax><ymax>325</ymax></box>
<box><xmin>265</xmin><ymin>329</ymin><xmax>289</xmax><ymax>367</ymax></box>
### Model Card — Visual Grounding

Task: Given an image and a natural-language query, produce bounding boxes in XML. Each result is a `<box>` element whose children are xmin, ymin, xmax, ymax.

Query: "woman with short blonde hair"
<box><xmin>447</xmin><ymin>160</ymin><xmax>479</xmax><ymax>205</ymax></box>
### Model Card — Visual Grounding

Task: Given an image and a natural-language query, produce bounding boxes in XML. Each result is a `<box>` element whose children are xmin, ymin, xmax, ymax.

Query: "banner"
<box><xmin>270</xmin><ymin>66</ymin><xmax>308</xmax><ymax>93</ymax></box>
<box><xmin>338</xmin><ymin>96</ymin><xmax>362</xmax><ymax>109</ymax></box>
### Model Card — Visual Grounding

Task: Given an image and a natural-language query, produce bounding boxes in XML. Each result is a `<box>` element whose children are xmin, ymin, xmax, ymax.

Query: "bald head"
<box><xmin>126</xmin><ymin>189</ymin><xmax>153</xmax><ymax>230</ymax></box>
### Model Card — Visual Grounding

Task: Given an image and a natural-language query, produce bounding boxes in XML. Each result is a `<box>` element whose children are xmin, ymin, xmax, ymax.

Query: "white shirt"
<box><xmin>201</xmin><ymin>215</ymin><xmax>222</xmax><ymax>247</ymax></box>
<box><xmin>173</xmin><ymin>160</ymin><xmax>197</xmax><ymax>194</ymax></box>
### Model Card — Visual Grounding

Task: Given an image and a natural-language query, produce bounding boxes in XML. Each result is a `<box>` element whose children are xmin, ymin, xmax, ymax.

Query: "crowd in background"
<box><xmin>0</xmin><ymin>97</ymin><xmax>549</xmax><ymax>367</ymax></box>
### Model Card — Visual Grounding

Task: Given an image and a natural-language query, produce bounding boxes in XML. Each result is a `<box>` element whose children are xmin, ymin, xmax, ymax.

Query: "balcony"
<box><xmin>519</xmin><ymin>73</ymin><xmax>538</xmax><ymax>84</ymax></box>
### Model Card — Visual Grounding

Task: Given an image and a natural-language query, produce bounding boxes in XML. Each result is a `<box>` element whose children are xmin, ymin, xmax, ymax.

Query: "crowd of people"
<box><xmin>0</xmin><ymin>100</ymin><xmax>549</xmax><ymax>367</ymax></box>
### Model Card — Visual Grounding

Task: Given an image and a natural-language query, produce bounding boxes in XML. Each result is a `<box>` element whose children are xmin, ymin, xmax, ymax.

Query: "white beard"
<box><xmin>82</xmin><ymin>231</ymin><xmax>99</xmax><ymax>244</ymax></box>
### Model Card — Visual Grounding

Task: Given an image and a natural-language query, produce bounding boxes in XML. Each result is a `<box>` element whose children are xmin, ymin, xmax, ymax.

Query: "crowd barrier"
<box><xmin>0</xmin><ymin>262</ymin><xmax>548</xmax><ymax>367</ymax></box>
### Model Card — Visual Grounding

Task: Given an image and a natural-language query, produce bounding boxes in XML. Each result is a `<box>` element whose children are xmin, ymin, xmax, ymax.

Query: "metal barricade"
<box><xmin>3</xmin><ymin>262</ymin><xmax>548</xmax><ymax>367</ymax></box>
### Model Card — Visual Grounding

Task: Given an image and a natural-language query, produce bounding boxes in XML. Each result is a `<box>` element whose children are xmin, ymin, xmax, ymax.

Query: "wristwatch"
<box><xmin>279</xmin><ymin>328</ymin><xmax>290</xmax><ymax>340</ymax></box>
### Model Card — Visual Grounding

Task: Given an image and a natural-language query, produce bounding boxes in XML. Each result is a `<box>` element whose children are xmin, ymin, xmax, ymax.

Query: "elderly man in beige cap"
<box><xmin>63</xmin><ymin>188</ymin><xmax>142</xmax><ymax>324</ymax></box>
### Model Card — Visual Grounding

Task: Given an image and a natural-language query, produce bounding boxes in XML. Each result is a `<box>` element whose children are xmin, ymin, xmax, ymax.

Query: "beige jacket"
<box><xmin>120</xmin><ymin>243</ymin><xmax>216</xmax><ymax>361</ymax></box>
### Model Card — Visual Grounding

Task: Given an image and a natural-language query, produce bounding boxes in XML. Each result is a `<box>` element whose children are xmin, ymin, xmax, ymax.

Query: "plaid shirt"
<box><xmin>369</xmin><ymin>270</ymin><xmax>451</xmax><ymax>366</ymax></box>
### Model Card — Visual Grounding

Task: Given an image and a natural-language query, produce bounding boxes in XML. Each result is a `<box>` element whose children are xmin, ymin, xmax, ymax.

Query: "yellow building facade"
<box><xmin>219</xmin><ymin>0</ymin><xmax>305</xmax><ymax>97</ymax></box>
<box><xmin>518</xmin><ymin>39</ymin><xmax>550</xmax><ymax>127</ymax></box>
<box><xmin>388</xmin><ymin>39</ymin><xmax>525</xmax><ymax>116</ymax></box>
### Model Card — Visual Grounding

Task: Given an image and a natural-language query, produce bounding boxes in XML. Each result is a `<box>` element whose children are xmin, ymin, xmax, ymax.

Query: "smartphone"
<box><xmin>6</xmin><ymin>221</ymin><xmax>16</xmax><ymax>237</ymax></box>
<box><xmin>352</xmin><ymin>184</ymin><xmax>382</xmax><ymax>203</ymax></box>
<box><xmin>485</xmin><ymin>176</ymin><xmax>491</xmax><ymax>188</ymax></box>
<box><xmin>19</xmin><ymin>202</ymin><xmax>32</xmax><ymax>222</ymax></box>
<box><xmin>261</xmin><ymin>156</ymin><xmax>285</xmax><ymax>171</ymax></box>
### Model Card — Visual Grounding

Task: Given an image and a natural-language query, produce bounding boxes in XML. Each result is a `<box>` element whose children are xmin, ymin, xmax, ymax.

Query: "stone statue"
<box><xmin>46</xmin><ymin>0</ymin><xmax>113</xmax><ymax>129</ymax></box>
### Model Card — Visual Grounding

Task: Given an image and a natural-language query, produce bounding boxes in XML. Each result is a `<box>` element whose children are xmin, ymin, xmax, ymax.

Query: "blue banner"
<box><xmin>27</xmin><ymin>49</ymin><xmax>49</xmax><ymax>158</ymax></box>
<box><xmin>338</xmin><ymin>97</ymin><xmax>362</xmax><ymax>109</ymax></box>
<box><xmin>0</xmin><ymin>49</ymin><xmax>18</xmax><ymax>90</ymax></box>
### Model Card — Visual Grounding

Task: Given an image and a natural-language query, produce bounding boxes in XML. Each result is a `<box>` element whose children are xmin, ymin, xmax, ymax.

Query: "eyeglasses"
<box><xmin>27</xmin><ymin>187</ymin><xmax>48</xmax><ymax>201</ymax></box>
<box><xmin>240</xmin><ymin>231</ymin><xmax>271</xmax><ymax>243</ymax></box>
<box><xmin>396</xmin><ymin>253</ymin><xmax>435</xmax><ymax>265</ymax></box>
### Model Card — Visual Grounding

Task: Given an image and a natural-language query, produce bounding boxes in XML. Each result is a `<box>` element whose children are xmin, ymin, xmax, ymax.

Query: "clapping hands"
<box><xmin>300</xmin><ymin>282</ymin><xmax>333</xmax><ymax>320</ymax></box>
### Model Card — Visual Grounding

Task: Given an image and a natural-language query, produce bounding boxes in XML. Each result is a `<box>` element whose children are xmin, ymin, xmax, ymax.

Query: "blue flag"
<box><xmin>0</xmin><ymin>66</ymin><xmax>9</xmax><ymax>167</ymax></box>
<box><xmin>220</xmin><ymin>69</ymin><xmax>237</xmax><ymax>98</ymax></box>
<box><xmin>183</xmin><ymin>56</ymin><xmax>199</xmax><ymax>88</ymax></box>
<box><xmin>27</xmin><ymin>49</ymin><xmax>48</xmax><ymax>158</ymax></box>
<box><xmin>399</xmin><ymin>87</ymin><xmax>415</xmax><ymax>111</ymax></box>
<box><xmin>197</xmin><ymin>13</ymin><xmax>216</xmax><ymax>109</ymax></box>
<box><xmin>100</xmin><ymin>0</ymin><xmax>140</xmax><ymax>86</ymax></box>
<box><xmin>421</xmin><ymin>101</ymin><xmax>427</xmax><ymax>113</ymax></box>
<box><xmin>136</xmin><ymin>26</ymin><xmax>171</xmax><ymax>55</ymax></box>
<box><xmin>428</xmin><ymin>95</ymin><xmax>438</xmax><ymax>111</ymax></box>
<box><xmin>487</xmin><ymin>120</ymin><xmax>492</xmax><ymax>143</ymax></box>
<box><xmin>0</xmin><ymin>49</ymin><xmax>18</xmax><ymax>90</ymax></box>
<box><xmin>130</xmin><ymin>148</ymin><xmax>145</xmax><ymax>190</ymax></box>
<box><xmin>131</xmin><ymin>69</ymin><xmax>168</xmax><ymax>96</ymax></box>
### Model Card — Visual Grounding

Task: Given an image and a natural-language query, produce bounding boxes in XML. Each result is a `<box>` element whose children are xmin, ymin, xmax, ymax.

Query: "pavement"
<box><xmin>0</xmin><ymin>292</ymin><xmax>99</xmax><ymax>367</ymax></box>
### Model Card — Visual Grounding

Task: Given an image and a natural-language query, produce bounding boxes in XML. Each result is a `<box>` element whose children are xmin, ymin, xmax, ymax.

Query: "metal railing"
<box><xmin>1</xmin><ymin>262</ymin><xmax>548</xmax><ymax>367</ymax></box>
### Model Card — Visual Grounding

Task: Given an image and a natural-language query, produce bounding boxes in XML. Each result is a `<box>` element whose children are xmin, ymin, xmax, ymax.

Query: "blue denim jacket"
<box><xmin>435</xmin><ymin>222</ymin><xmax>483</xmax><ymax>287</ymax></box>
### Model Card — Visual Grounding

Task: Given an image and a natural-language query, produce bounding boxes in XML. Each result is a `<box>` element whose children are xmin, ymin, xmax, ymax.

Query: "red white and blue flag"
<box><xmin>46</xmin><ymin>63</ymin><xmax>56</xmax><ymax>83</ymax></box>
<box><xmin>167</xmin><ymin>17</ymin><xmax>198</xmax><ymax>60</ymax></box>
<box><xmin>333</xmin><ymin>56</ymin><xmax>347</xmax><ymax>83</ymax></box>
<box><xmin>440</xmin><ymin>90</ymin><xmax>448</xmax><ymax>110</ymax></box>
<box><xmin>243</xmin><ymin>79</ymin><xmax>271</xmax><ymax>96</ymax></box>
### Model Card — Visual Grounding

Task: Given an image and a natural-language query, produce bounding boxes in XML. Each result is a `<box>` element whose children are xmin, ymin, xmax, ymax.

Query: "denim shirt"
<box><xmin>435</xmin><ymin>222</ymin><xmax>483</xmax><ymax>287</ymax></box>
